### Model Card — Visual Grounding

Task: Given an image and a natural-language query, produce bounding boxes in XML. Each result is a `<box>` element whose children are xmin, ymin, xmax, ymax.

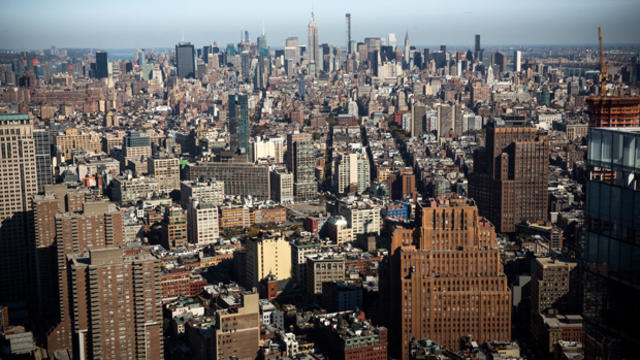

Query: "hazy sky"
<box><xmin>1</xmin><ymin>0</ymin><xmax>639</xmax><ymax>49</ymax></box>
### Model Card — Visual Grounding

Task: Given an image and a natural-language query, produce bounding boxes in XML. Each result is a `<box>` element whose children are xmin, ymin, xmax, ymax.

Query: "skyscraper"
<box><xmin>514</xmin><ymin>50</ymin><xmax>522</xmax><ymax>72</ymax></box>
<box><xmin>229</xmin><ymin>93</ymin><xmax>249</xmax><ymax>154</ymax></box>
<box><xmin>307</xmin><ymin>11</ymin><xmax>320</xmax><ymax>74</ymax></box>
<box><xmin>65</xmin><ymin>248</ymin><xmax>164</xmax><ymax>360</ymax></box>
<box><xmin>468</xmin><ymin>117</ymin><xmax>549</xmax><ymax>233</ymax></box>
<box><xmin>175</xmin><ymin>42</ymin><xmax>196</xmax><ymax>78</ymax></box>
<box><xmin>583</xmin><ymin>127</ymin><xmax>640</xmax><ymax>358</ymax></box>
<box><xmin>494</xmin><ymin>51</ymin><xmax>506</xmax><ymax>73</ymax></box>
<box><xmin>0</xmin><ymin>114</ymin><xmax>38</xmax><ymax>304</ymax></box>
<box><xmin>403</xmin><ymin>31</ymin><xmax>410</xmax><ymax>68</ymax></box>
<box><xmin>284</xmin><ymin>37</ymin><xmax>299</xmax><ymax>65</ymax></box>
<box><xmin>95</xmin><ymin>51</ymin><xmax>108</xmax><ymax>78</ymax></box>
<box><xmin>387</xmin><ymin>33</ymin><xmax>397</xmax><ymax>48</ymax></box>
<box><xmin>386</xmin><ymin>196</ymin><xmax>511</xmax><ymax>359</ymax></box>
<box><xmin>46</xmin><ymin>201</ymin><xmax>125</xmax><ymax>356</ymax></box>
<box><xmin>345</xmin><ymin>13</ymin><xmax>351</xmax><ymax>54</ymax></box>
<box><xmin>287</xmin><ymin>133</ymin><xmax>317</xmax><ymax>201</ymax></box>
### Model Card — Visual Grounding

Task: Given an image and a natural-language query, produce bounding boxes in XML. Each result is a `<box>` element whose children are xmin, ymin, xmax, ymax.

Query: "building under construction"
<box><xmin>587</xmin><ymin>96</ymin><xmax>640</xmax><ymax>128</ymax></box>
<box><xmin>587</xmin><ymin>27</ymin><xmax>640</xmax><ymax>128</ymax></box>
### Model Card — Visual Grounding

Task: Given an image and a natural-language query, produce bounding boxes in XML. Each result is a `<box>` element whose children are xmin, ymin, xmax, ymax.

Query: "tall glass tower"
<box><xmin>583</xmin><ymin>127</ymin><xmax>640</xmax><ymax>358</ymax></box>
<box><xmin>229</xmin><ymin>94</ymin><xmax>249</xmax><ymax>154</ymax></box>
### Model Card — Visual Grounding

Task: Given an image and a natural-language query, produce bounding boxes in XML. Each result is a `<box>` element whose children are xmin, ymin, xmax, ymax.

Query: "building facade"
<box><xmin>149</xmin><ymin>156</ymin><xmax>180</xmax><ymax>194</ymax></box>
<box><xmin>583</xmin><ymin>127</ymin><xmax>640</xmax><ymax>358</ymax></box>
<box><xmin>176</xmin><ymin>42</ymin><xmax>196</xmax><ymax>79</ymax></box>
<box><xmin>180</xmin><ymin>179</ymin><xmax>225</xmax><ymax>208</ymax></box>
<box><xmin>186</xmin><ymin>162</ymin><xmax>270</xmax><ymax>200</ymax></box>
<box><xmin>469</xmin><ymin>119</ymin><xmax>549</xmax><ymax>233</ymax></box>
<box><xmin>245</xmin><ymin>232</ymin><xmax>292</xmax><ymax>288</ymax></box>
<box><xmin>0</xmin><ymin>114</ymin><xmax>38</xmax><ymax>304</ymax></box>
<box><xmin>187</xmin><ymin>200</ymin><xmax>219</xmax><ymax>245</ymax></box>
<box><xmin>387</xmin><ymin>197</ymin><xmax>511</xmax><ymax>359</ymax></box>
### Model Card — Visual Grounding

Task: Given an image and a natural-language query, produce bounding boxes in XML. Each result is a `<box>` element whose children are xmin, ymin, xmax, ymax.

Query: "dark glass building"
<box><xmin>583</xmin><ymin>127</ymin><xmax>640</xmax><ymax>358</ymax></box>
<box><xmin>175</xmin><ymin>42</ymin><xmax>195</xmax><ymax>78</ymax></box>
<box><xmin>95</xmin><ymin>51</ymin><xmax>108</xmax><ymax>78</ymax></box>
<box><xmin>228</xmin><ymin>94</ymin><xmax>249</xmax><ymax>154</ymax></box>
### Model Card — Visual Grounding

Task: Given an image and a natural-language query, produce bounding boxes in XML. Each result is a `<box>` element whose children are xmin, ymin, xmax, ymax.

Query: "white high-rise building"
<box><xmin>332</xmin><ymin>150</ymin><xmax>370</xmax><ymax>195</ymax></box>
<box><xmin>514</xmin><ymin>50</ymin><xmax>522</xmax><ymax>72</ymax></box>
<box><xmin>187</xmin><ymin>200</ymin><xmax>219</xmax><ymax>245</ymax></box>
<box><xmin>388</xmin><ymin>33</ymin><xmax>397</xmax><ymax>48</ymax></box>
<box><xmin>404</xmin><ymin>31</ymin><xmax>410</xmax><ymax>66</ymax></box>
<box><xmin>285</xmin><ymin>37</ymin><xmax>299</xmax><ymax>65</ymax></box>
<box><xmin>245</xmin><ymin>232</ymin><xmax>292</xmax><ymax>287</ymax></box>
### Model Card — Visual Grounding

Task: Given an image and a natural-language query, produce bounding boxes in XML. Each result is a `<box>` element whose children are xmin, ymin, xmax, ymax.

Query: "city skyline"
<box><xmin>1</xmin><ymin>0</ymin><xmax>639</xmax><ymax>49</ymax></box>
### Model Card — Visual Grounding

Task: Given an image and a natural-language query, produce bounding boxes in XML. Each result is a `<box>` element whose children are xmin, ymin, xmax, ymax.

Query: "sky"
<box><xmin>1</xmin><ymin>0</ymin><xmax>639</xmax><ymax>50</ymax></box>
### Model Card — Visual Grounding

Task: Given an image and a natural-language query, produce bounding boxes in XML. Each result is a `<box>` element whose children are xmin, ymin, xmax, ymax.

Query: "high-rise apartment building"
<box><xmin>469</xmin><ymin>118</ymin><xmax>549</xmax><ymax>233</ymax></box>
<box><xmin>387</xmin><ymin>196</ymin><xmax>511</xmax><ymax>359</ymax></box>
<box><xmin>176</xmin><ymin>42</ymin><xmax>196</xmax><ymax>78</ymax></box>
<box><xmin>345</xmin><ymin>13</ymin><xmax>351</xmax><ymax>54</ymax></box>
<box><xmin>229</xmin><ymin>94</ymin><xmax>249</xmax><ymax>154</ymax></box>
<box><xmin>411</xmin><ymin>104</ymin><xmax>427</xmax><ymax>137</ymax></box>
<box><xmin>95</xmin><ymin>51</ymin><xmax>108</xmax><ymax>78</ymax></box>
<box><xmin>47</xmin><ymin>201</ymin><xmax>125</xmax><ymax>357</ymax></box>
<box><xmin>583</xmin><ymin>127</ymin><xmax>640</xmax><ymax>358</ymax></box>
<box><xmin>286</xmin><ymin>133</ymin><xmax>316</xmax><ymax>201</ymax></box>
<box><xmin>332</xmin><ymin>151</ymin><xmax>370</xmax><ymax>195</ymax></box>
<box><xmin>0</xmin><ymin>114</ymin><xmax>38</xmax><ymax>304</ymax></box>
<box><xmin>34</xmin><ymin>129</ymin><xmax>53</xmax><ymax>193</ymax></box>
<box><xmin>307</xmin><ymin>12</ymin><xmax>320</xmax><ymax>74</ymax></box>
<box><xmin>65</xmin><ymin>247</ymin><xmax>163</xmax><ymax>360</ymax></box>
<box><xmin>245</xmin><ymin>231</ymin><xmax>292</xmax><ymax>288</ymax></box>
<box><xmin>437</xmin><ymin>103</ymin><xmax>455</xmax><ymax>138</ymax></box>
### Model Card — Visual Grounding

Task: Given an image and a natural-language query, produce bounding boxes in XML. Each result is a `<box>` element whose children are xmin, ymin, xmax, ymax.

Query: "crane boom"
<box><xmin>599</xmin><ymin>26</ymin><xmax>607</xmax><ymax>96</ymax></box>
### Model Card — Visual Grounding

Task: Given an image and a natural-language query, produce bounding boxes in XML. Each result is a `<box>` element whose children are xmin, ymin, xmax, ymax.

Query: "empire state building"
<box><xmin>307</xmin><ymin>11</ymin><xmax>319</xmax><ymax>75</ymax></box>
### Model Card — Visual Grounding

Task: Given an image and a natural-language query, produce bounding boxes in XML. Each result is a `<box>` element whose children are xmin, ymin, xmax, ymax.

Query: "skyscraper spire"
<box><xmin>307</xmin><ymin>7</ymin><xmax>319</xmax><ymax>75</ymax></box>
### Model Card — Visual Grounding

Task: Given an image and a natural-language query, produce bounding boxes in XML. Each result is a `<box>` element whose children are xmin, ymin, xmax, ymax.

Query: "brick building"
<box><xmin>386</xmin><ymin>196</ymin><xmax>511</xmax><ymax>359</ymax></box>
<box><xmin>469</xmin><ymin>118</ymin><xmax>549</xmax><ymax>233</ymax></box>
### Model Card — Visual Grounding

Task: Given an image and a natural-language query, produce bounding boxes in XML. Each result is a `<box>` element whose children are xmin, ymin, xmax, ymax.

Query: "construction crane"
<box><xmin>598</xmin><ymin>26</ymin><xmax>608</xmax><ymax>96</ymax></box>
